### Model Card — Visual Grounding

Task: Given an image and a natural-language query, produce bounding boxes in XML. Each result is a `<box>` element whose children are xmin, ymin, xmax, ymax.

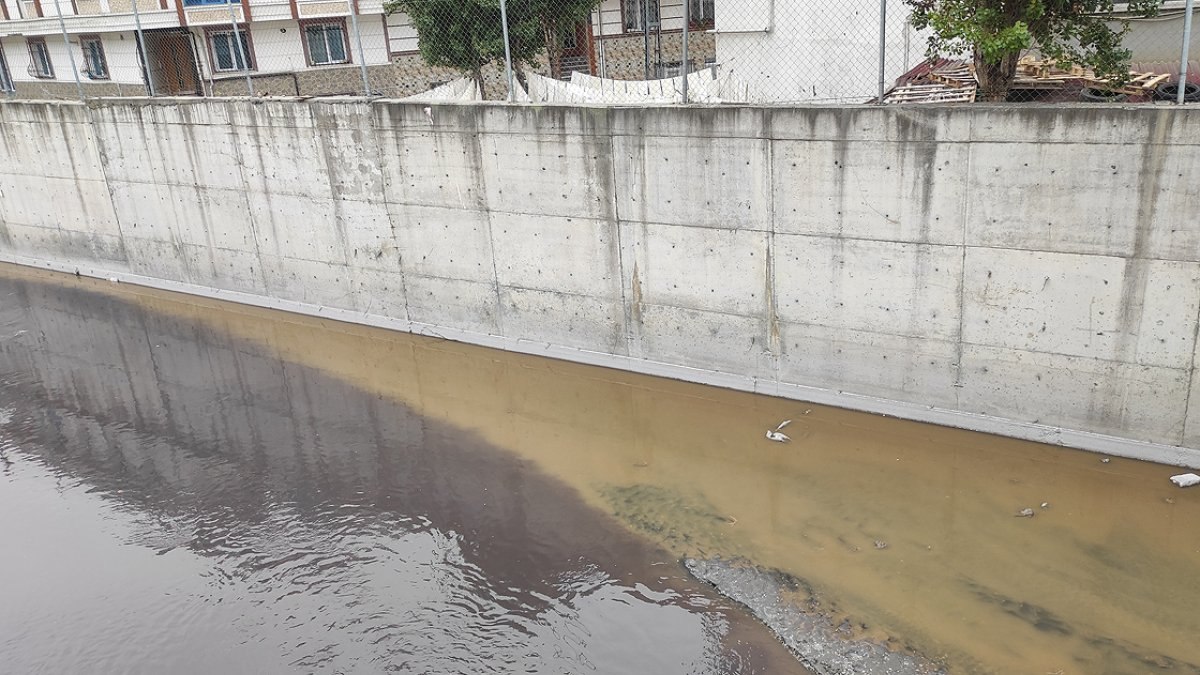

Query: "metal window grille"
<box><xmin>624</xmin><ymin>0</ymin><xmax>660</xmax><ymax>32</ymax></box>
<box><xmin>306</xmin><ymin>22</ymin><xmax>349</xmax><ymax>66</ymax></box>
<box><xmin>689</xmin><ymin>0</ymin><xmax>714</xmax><ymax>24</ymax></box>
<box><xmin>0</xmin><ymin>44</ymin><xmax>13</xmax><ymax>92</ymax></box>
<box><xmin>27</xmin><ymin>38</ymin><xmax>53</xmax><ymax>79</ymax></box>
<box><xmin>82</xmin><ymin>37</ymin><xmax>109</xmax><ymax>80</ymax></box>
<box><xmin>210</xmin><ymin>30</ymin><xmax>252</xmax><ymax>72</ymax></box>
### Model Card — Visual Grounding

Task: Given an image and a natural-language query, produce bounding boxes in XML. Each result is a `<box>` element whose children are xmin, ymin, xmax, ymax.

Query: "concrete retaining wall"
<box><xmin>1</xmin><ymin>98</ymin><xmax>1199</xmax><ymax>466</ymax></box>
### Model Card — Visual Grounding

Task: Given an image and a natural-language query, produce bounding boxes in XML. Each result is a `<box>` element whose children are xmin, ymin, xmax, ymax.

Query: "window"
<box><xmin>81</xmin><ymin>35</ymin><xmax>109</xmax><ymax>80</ymax></box>
<box><xmin>303</xmin><ymin>20</ymin><xmax>348</xmax><ymax>66</ymax></box>
<box><xmin>0</xmin><ymin>44</ymin><xmax>13</xmax><ymax>93</ymax></box>
<box><xmin>183</xmin><ymin>0</ymin><xmax>233</xmax><ymax>6</ymax></box>
<box><xmin>209</xmin><ymin>28</ymin><xmax>253</xmax><ymax>72</ymax></box>
<box><xmin>27</xmin><ymin>37</ymin><xmax>53</xmax><ymax>79</ymax></box>
<box><xmin>689</xmin><ymin>0</ymin><xmax>715</xmax><ymax>26</ymax></box>
<box><xmin>623</xmin><ymin>0</ymin><xmax>659</xmax><ymax>32</ymax></box>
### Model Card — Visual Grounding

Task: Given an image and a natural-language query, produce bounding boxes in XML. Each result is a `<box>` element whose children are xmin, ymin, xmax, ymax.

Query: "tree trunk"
<box><xmin>472</xmin><ymin>65</ymin><xmax>485</xmax><ymax>99</ymax></box>
<box><xmin>974</xmin><ymin>49</ymin><xmax>1020</xmax><ymax>102</ymax></box>
<box><xmin>544</xmin><ymin>23</ymin><xmax>563</xmax><ymax>80</ymax></box>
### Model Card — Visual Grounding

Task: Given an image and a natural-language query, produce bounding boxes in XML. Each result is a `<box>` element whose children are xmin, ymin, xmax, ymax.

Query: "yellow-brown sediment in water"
<box><xmin>7</xmin><ymin>264</ymin><xmax>1198</xmax><ymax>674</ymax></box>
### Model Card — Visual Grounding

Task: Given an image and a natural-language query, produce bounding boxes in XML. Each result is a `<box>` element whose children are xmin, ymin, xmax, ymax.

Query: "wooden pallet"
<box><xmin>1017</xmin><ymin>55</ymin><xmax>1168</xmax><ymax>96</ymax></box>
<box><xmin>1011</xmin><ymin>77</ymin><xmax>1067</xmax><ymax>90</ymax></box>
<box><xmin>885</xmin><ymin>83</ymin><xmax>977</xmax><ymax>104</ymax></box>
<box><xmin>1083</xmin><ymin>71</ymin><xmax>1171</xmax><ymax>95</ymax></box>
<box><xmin>930</xmin><ymin>64</ymin><xmax>976</xmax><ymax>88</ymax></box>
<box><xmin>1016</xmin><ymin>56</ymin><xmax>1087</xmax><ymax>79</ymax></box>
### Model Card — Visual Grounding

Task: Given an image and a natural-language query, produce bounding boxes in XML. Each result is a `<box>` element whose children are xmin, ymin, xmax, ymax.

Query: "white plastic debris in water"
<box><xmin>1169</xmin><ymin>473</ymin><xmax>1200</xmax><ymax>488</ymax></box>
<box><xmin>765</xmin><ymin>420</ymin><xmax>791</xmax><ymax>443</ymax></box>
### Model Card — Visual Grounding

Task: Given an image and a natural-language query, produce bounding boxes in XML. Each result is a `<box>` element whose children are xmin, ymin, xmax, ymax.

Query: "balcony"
<box><xmin>1</xmin><ymin>0</ymin><xmax>179</xmax><ymax>34</ymax></box>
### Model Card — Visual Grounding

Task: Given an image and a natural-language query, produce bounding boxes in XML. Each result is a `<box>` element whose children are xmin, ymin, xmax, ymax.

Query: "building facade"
<box><xmin>0</xmin><ymin>0</ymin><xmax>406</xmax><ymax>98</ymax></box>
<box><xmin>0</xmin><ymin>0</ymin><xmax>726</xmax><ymax>99</ymax></box>
<box><xmin>0</xmin><ymin>0</ymin><xmax>1190</xmax><ymax>102</ymax></box>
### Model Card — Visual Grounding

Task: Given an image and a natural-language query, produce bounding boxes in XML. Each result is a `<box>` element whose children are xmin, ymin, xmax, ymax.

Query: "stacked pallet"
<box><xmin>1082</xmin><ymin>71</ymin><xmax>1170</xmax><ymax>96</ymax></box>
<box><xmin>884</xmin><ymin>83</ymin><xmax>976</xmax><ymax>104</ymax></box>
<box><xmin>929</xmin><ymin>63</ymin><xmax>975</xmax><ymax>88</ymax></box>
<box><xmin>886</xmin><ymin>55</ymin><xmax>1169</xmax><ymax>103</ymax></box>
<box><xmin>1014</xmin><ymin>56</ymin><xmax>1167</xmax><ymax>95</ymax></box>
<box><xmin>884</xmin><ymin>62</ymin><xmax>977</xmax><ymax>104</ymax></box>
<box><xmin>1011</xmin><ymin>57</ymin><xmax>1078</xmax><ymax>90</ymax></box>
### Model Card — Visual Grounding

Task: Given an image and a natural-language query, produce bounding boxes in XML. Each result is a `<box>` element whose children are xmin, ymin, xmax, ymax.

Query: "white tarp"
<box><xmin>521</xmin><ymin>68</ymin><xmax>749</xmax><ymax>104</ymax></box>
<box><xmin>399</xmin><ymin>77</ymin><xmax>482</xmax><ymax>102</ymax></box>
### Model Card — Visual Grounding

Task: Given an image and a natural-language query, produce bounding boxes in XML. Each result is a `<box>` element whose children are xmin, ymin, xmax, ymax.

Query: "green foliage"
<box><xmin>907</xmin><ymin>0</ymin><xmax>1162</xmax><ymax>82</ymax></box>
<box><xmin>384</xmin><ymin>0</ymin><xmax>600</xmax><ymax>80</ymax></box>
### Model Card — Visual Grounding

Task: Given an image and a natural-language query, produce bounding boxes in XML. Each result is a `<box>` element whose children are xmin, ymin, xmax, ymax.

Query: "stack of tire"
<box><xmin>1152</xmin><ymin>81</ymin><xmax>1200</xmax><ymax>102</ymax></box>
<box><xmin>1080</xmin><ymin>80</ymin><xmax>1200</xmax><ymax>102</ymax></box>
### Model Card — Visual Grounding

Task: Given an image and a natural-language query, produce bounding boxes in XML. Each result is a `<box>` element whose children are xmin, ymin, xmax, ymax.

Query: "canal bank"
<box><xmin>2</xmin><ymin>264</ymin><xmax>1197</xmax><ymax>674</ymax></box>
<box><xmin>1</xmin><ymin>100</ymin><xmax>1199</xmax><ymax>467</ymax></box>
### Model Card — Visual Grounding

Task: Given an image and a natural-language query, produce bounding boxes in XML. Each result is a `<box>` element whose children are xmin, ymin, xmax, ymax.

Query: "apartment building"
<box><xmin>0</xmin><ymin>0</ymin><xmax>406</xmax><ymax>97</ymax></box>
<box><xmin>0</xmin><ymin>0</ymin><xmax>728</xmax><ymax>99</ymax></box>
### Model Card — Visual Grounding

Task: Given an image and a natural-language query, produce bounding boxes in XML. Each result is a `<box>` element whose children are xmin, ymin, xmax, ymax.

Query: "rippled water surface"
<box><xmin>1</xmin><ymin>264</ymin><xmax>1198</xmax><ymax>675</ymax></box>
<box><xmin>0</xmin><ymin>268</ymin><xmax>806</xmax><ymax>674</ymax></box>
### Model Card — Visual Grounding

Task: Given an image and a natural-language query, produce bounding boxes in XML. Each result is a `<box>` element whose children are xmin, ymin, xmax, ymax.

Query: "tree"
<box><xmin>384</xmin><ymin>0</ymin><xmax>600</xmax><ymax>97</ymax></box>
<box><xmin>906</xmin><ymin>0</ymin><xmax>1162</xmax><ymax>101</ymax></box>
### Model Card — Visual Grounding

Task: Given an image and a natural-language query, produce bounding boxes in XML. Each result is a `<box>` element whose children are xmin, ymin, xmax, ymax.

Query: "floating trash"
<box><xmin>1169</xmin><ymin>473</ymin><xmax>1199</xmax><ymax>488</ymax></box>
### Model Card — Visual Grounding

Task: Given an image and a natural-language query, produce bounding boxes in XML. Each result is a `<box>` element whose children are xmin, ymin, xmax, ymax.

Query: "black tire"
<box><xmin>1079</xmin><ymin>87</ymin><xmax>1128</xmax><ymax>103</ymax></box>
<box><xmin>1153</xmin><ymin>81</ymin><xmax>1200</xmax><ymax>103</ymax></box>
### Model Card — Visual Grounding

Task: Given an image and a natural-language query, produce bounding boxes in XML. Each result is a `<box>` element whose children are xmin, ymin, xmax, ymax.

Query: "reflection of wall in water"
<box><xmin>0</xmin><ymin>279</ymin><xmax>671</xmax><ymax>609</ymax></box>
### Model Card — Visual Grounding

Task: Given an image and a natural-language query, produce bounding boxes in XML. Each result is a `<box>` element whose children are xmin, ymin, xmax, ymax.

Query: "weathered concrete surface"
<box><xmin>1</xmin><ymin>99</ymin><xmax>1199</xmax><ymax>466</ymax></box>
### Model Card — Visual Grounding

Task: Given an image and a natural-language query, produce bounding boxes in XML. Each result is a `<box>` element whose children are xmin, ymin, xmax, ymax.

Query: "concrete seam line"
<box><xmin>2</xmin><ymin>253</ymin><xmax>1197</xmax><ymax>470</ymax></box>
<box><xmin>225</xmin><ymin>100</ymin><xmax>271</xmax><ymax>296</ymax></box>
<box><xmin>1181</xmin><ymin>267</ymin><xmax>1200</xmax><ymax>447</ymax></box>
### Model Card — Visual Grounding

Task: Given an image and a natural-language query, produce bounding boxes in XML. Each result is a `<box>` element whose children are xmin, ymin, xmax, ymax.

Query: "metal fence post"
<box><xmin>131</xmin><ymin>0</ymin><xmax>155</xmax><ymax>96</ymax></box>
<box><xmin>643</xmin><ymin>0</ymin><xmax>650</xmax><ymax>79</ymax></box>
<box><xmin>1180</xmin><ymin>0</ymin><xmax>1196</xmax><ymax>104</ymax></box>
<box><xmin>499</xmin><ymin>0</ymin><xmax>514</xmax><ymax>101</ymax></box>
<box><xmin>346</xmin><ymin>0</ymin><xmax>370</xmax><ymax>96</ymax></box>
<box><xmin>877</xmin><ymin>0</ymin><xmax>887</xmax><ymax>103</ymax></box>
<box><xmin>52</xmin><ymin>0</ymin><xmax>84</xmax><ymax>100</ymax></box>
<box><xmin>681</xmin><ymin>0</ymin><xmax>689</xmax><ymax>103</ymax></box>
<box><xmin>226</xmin><ymin>1</ymin><xmax>254</xmax><ymax>97</ymax></box>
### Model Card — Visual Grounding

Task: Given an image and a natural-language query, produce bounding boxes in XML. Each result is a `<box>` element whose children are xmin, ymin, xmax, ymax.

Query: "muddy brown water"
<box><xmin>1</xmin><ymin>264</ymin><xmax>1198</xmax><ymax>674</ymax></box>
<box><xmin>0</xmin><ymin>268</ymin><xmax>806</xmax><ymax>674</ymax></box>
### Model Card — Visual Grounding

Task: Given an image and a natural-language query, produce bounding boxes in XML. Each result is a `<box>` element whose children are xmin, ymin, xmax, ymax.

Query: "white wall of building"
<box><xmin>2</xmin><ymin>33</ymin><xmax>73</xmax><ymax>83</ymax></box>
<box><xmin>714</xmin><ymin>0</ymin><xmax>920</xmax><ymax>103</ymax></box>
<box><xmin>1120</xmin><ymin>11</ymin><xmax>1200</xmax><ymax>64</ymax></box>
<box><xmin>384</xmin><ymin>10</ymin><xmax>417</xmax><ymax>54</ymax></box>
<box><xmin>97</xmin><ymin>33</ymin><xmax>148</xmax><ymax>85</ymax></box>
<box><xmin>0</xmin><ymin>37</ymin><xmax>25</xmax><ymax>85</ymax></box>
<box><xmin>193</xmin><ymin>17</ymin><xmax>390</xmax><ymax>81</ymax></box>
<box><xmin>36</xmin><ymin>0</ymin><xmax>76</xmax><ymax>17</ymax></box>
<box><xmin>0</xmin><ymin>31</ymin><xmax>146</xmax><ymax>86</ymax></box>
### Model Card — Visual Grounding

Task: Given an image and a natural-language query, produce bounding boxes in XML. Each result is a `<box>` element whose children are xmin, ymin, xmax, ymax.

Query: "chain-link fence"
<box><xmin>0</xmin><ymin>0</ymin><xmax>1196</xmax><ymax>104</ymax></box>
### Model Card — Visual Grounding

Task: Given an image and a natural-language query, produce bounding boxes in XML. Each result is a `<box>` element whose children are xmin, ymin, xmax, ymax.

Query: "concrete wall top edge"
<box><xmin>8</xmin><ymin>98</ymin><xmax>1196</xmax><ymax>144</ymax></box>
